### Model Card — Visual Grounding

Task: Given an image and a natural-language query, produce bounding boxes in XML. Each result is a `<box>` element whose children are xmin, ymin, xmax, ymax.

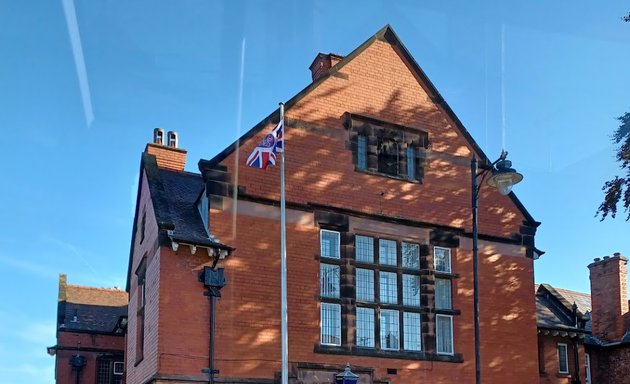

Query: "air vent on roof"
<box><xmin>153</xmin><ymin>128</ymin><xmax>165</xmax><ymax>145</ymax></box>
<box><xmin>167</xmin><ymin>131</ymin><xmax>178</xmax><ymax>148</ymax></box>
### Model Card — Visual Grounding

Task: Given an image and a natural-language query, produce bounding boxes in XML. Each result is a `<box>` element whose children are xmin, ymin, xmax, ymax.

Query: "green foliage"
<box><xmin>597</xmin><ymin>113</ymin><xmax>630</xmax><ymax>220</ymax></box>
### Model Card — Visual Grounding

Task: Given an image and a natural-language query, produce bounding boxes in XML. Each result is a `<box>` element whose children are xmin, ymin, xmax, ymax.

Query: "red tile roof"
<box><xmin>65</xmin><ymin>285</ymin><xmax>128</xmax><ymax>307</ymax></box>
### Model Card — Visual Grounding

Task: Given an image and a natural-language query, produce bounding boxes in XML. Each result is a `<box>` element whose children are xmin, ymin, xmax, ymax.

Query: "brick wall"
<box><xmin>158</xmin><ymin>246</ymin><xmax>212</xmax><ymax>377</ymax></box>
<box><xmin>588</xmin><ymin>254</ymin><xmax>628</xmax><ymax>342</ymax></box>
<box><xmin>589</xmin><ymin>345</ymin><xmax>630</xmax><ymax>384</ymax></box>
<box><xmin>145</xmin><ymin>143</ymin><xmax>187</xmax><ymax>172</ymax></box>
<box><xmin>126</xmin><ymin>170</ymin><xmax>161</xmax><ymax>384</ymax></box>
<box><xmin>55</xmin><ymin>332</ymin><xmax>124</xmax><ymax>384</ymax></box>
<box><xmin>204</xmin><ymin>37</ymin><xmax>535</xmax><ymax>383</ymax></box>
<box><xmin>537</xmin><ymin>334</ymin><xmax>585</xmax><ymax>384</ymax></box>
<box><xmin>232</xmin><ymin>39</ymin><xmax>524</xmax><ymax>240</ymax></box>
<box><xmin>139</xmin><ymin>32</ymin><xmax>538</xmax><ymax>383</ymax></box>
<box><xmin>197</xmin><ymin>201</ymin><xmax>537</xmax><ymax>383</ymax></box>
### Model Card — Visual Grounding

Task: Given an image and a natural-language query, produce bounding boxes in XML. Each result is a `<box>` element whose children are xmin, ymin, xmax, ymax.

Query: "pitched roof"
<box><xmin>125</xmin><ymin>150</ymin><xmax>234</xmax><ymax>292</ymax></box>
<box><xmin>60</xmin><ymin>302</ymin><xmax>127</xmax><ymax>334</ymax></box>
<box><xmin>143</xmin><ymin>152</ymin><xmax>231</xmax><ymax>249</ymax></box>
<box><xmin>202</xmin><ymin>24</ymin><xmax>539</xmax><ymax>228</ymax></box>
<box><xmin>58</xmin><ymin>281</ymin><xmax>128</xmax><ymax>334</ymax></box>
<box><xmin>553</xmin><ymin>287</ymin><xmax>592</xmax><ymax>314</ymax></box>
<box><xmin>536</xmin><ymin>284</ymin><xmax>590</xmax><ymax>334</ymax></box>
<box><xmin>65</xmin><ymin>285</ymin><xmax>128</xmax><ymax>307</ymax></box>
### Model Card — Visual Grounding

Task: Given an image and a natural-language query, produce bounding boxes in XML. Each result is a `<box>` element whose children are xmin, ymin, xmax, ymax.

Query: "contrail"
<box><xmin>62</xmin><ymin>0</ymin><xmax>94</xmax><ymax>127</ymax></box>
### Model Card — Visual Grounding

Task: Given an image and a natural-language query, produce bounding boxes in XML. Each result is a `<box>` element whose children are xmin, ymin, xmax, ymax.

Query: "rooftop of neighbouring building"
<box><xmin>536</xmin><ymin>284</ymin><xmax>591</xmax><ymax>334</ymax></box>
<box><xmin>57</xmin><ymin>275</ymin><xmax>128</xmax><ymax>334</ymax></box>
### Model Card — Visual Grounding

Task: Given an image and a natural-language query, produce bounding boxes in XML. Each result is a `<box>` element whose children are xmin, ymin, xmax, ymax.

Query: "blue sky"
<box><xmin>1</xmin><ymin>1</ymin><xmax>629</xmax><ymax>383</ymax></box>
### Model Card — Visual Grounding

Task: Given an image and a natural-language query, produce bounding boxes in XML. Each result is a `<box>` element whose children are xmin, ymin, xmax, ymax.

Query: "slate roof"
<box><xmin>553</xmin><ymin>287</ymin><xmax>592</xmax><ymax>314</ymax></box>
<box><xmin>61</xmin><ymin>302</ymin><xmax>127</xmax><ymax>333</ymax></box>
<box><xmin>60</xmin><ymin>285</ymin><xmax>128</xmax><ymax>334</ymax></box>
<box><xmin>536</xmin><ymin>284</ymin><xmax>590</xmax><ymax>334</ymax></box>
<box><xmin>143</xmin><ymin>152</ymin><xmax>231</xmax><ymax>250</ymax></box>
<box><xmin>536</xmin><ymin>294</ymin><xmax>585</xmax><ymax>332</ymax></box>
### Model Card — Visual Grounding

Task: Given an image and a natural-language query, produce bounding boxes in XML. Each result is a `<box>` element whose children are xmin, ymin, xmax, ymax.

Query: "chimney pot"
<box><xmin>145</xmin><ymin>130</ymin><xmax>187</xmax><ymax>171</ymax></box>
<box><xmin>309</xmin><ymin>53</ymin><xmax>344</xmax><ymax>82</ymax></box>
<box><xmin>614</xmin><ymin>252</ymin><xmax>621</xmax><ymax>257</ymax></box>
<box><xmin>167</xmin><ymin>131</ymin><xmax>179</xmax><ymax>148</ymax></box>
<box><xmin>594</xmin><ymin>258</ymin><xmax>601</xmax><ymax>262</ymax></box>
<box><xmin>153</xmin><ymin>128</ymin><xmax>165</xmax><ymax>145</ymax></box>
<box><xmin>603</xmin><ymin>256</ymin><xmax>610</xmax><ymax>260</ymax></box>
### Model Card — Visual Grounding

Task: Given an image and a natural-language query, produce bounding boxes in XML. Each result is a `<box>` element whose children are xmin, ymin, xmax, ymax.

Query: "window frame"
<box><xmin>353</xmin><ymin>235</ymin><xmax>424</xmax><ymax>354</ymax></box>
<box><xmin>380</xmin><ymin>309</ymin><xmax>400</xmax><ymax>351</ymax></box>
<box><xmin>402</xmin><ymin>274</ymin><xmax>421</xmax><ymax>307</ymax></box>
<box><xmin>378</xmin><ymin>238</ymin><xmax>397</xmax><ymax>266</ymax></box>
<box><xmin>320</xmin><ymin>302</ymin><xmax>341</xmax><ymax>346</ymax></box>
<box><xmin>435</xmin><ymin>278</ymin><xmax>452</xmax><ymax>310</ymax></box>
<box><xmin>320</xmin><ymin>263</ymin><xmax>340</xmax><ymax>298</ymax></box>
<box><xmin>356</xmin><ymin>268</ymin><xmax>375</xmax><ymax>302</ymax></box>
<box><xmin>434</xmin><ymin>246</ymin><xmax>452</xmax><ymax>273</ymax></box>
<box><xmin>557</xmin><ymin>343</ymin><xmax>569</xmax><ymax>374</ymax></box>
<box><xmin>401</xmin><ymin>242</ymin><xmax>420</xmax><ymax>270</ymax></box>
<box><xmin>379</xmin><ymin>271</ymin><xmax>398</xmax><ymax>305</ymax></box>
<box><xmin>436</xmin><ymin>314</ymin><xmax>454</xmax><ymax>356</ymax></box>
<box><xmin>345</xmin><ymin>113</ymin><xmax>429</xmax><ymax>183</ymax></box>
<box><xmin>356</xmin><ymin>306</ymin><xmax>375</xmax><ymax>348</ymax></box>
<box><xmin>403</xmin><ymin>311</ymin><xmax>422</xmax><ymax>351</ymax></box>
<box><xmin>320</xmin><ymin>229</ymin><xmax>341</xmax><ymax>259</ymax></box>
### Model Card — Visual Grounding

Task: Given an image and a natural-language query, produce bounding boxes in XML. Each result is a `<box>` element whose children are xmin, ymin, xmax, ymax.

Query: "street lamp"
<box><xmin>335</xmin><ymin>364</ymin><xmax>359</xmax><ymax>384</ymax></box>
<box><xmin>471</xmin><ymin>150</ymin><xmax>523</xmax><ymax>384</ymax></box>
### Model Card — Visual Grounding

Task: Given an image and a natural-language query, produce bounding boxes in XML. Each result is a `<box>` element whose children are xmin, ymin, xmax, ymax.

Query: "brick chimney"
<box><xmin>588</xmin><ymin>252</ymin><xmax>629</xmax><ymax>342</ymax></box>
<box><xmin>58</xmin><ymin>273</ymin><xmax>67</xmax><ymax>302</ymax></box>
<box><xmin>145</xmin><ymin>128</ymin><xmax>187</xmax><ymax>171</ymax></box>
<box><xmin>309</xmin><ymin>53</ymin><xmax>344</xmax><ymax>82</ymax></box>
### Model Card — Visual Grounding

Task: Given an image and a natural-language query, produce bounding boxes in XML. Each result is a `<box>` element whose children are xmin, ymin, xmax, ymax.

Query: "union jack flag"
<box><xmin>246</xmin><ymin>119</ymin><xmax>284</xmax><ymax>169</ymax></box>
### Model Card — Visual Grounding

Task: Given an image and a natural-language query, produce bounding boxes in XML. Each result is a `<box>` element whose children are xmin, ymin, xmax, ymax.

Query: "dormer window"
<box><xmin>345</xmin><ymin>113</ymin><xmax>428</xmax><ymax>182</ymax></box>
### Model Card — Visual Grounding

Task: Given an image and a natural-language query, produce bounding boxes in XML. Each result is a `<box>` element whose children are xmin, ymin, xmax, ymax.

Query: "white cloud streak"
<box><xmin>0</xmin><ymin>255</ymin><xmax>58</xmax><ymax>280</ymax></box>
<box><xmin>42</xmin><ymin>235</ymin><xmax>98</xmax><ymax>276</ymax></box>
<box><xmin>62</xmin><ymin>0</ymin><xmax>94</xmax><ymax>127</ymax></box>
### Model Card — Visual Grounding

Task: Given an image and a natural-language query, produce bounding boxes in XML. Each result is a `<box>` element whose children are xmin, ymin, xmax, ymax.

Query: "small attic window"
<box><xmin>197</xmin><ymin>189</ymin><xmax>209</xmax><ymax>234</ymax></box>
<box><xmin>71</xmin><ymin>309</ymin><xmax>78</xmax><ymax>322</ymax></box>
<box><xmin>344</xmin><ymin>113</ymin><xmax>429</xmax><ymax>182</ymax></box>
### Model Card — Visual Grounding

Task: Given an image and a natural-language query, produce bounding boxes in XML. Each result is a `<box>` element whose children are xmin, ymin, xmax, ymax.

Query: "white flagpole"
<box><xmin>279</xmin><ymin>102</ymin><xmax>288</xmax><ymax>384</ymax></box>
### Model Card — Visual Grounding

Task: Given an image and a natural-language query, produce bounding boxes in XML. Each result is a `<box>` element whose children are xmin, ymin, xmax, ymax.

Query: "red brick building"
<box><xmin>536</xmin><ymin>284</ymin><xmax>590</xmax><ymax>384</ymax></box>
<box><xmin>125</xmin><ymin>25</ymin><xmax>543</xmax><ymax>383</ymax></box>
<box><xmin>48</xmin><ymin>274</ymin><xmax>127</xmax><ymax>384</ymax></box>
<box><xmin>586</xmin><ymin>253</ymin><xmax>630</xmax><ymax>384</ymax></box>
<box><xmin>535</xmin><ymin>252</ymin><xmax>630</xmax><ymax>384</ymax></box>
